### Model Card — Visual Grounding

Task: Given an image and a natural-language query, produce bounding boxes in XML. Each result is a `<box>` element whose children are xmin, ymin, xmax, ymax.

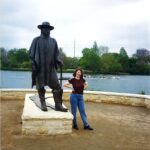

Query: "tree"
<box><xmin>63</xmin><ymin>57</ymin><xmax>79</xmax><ymax>69</ymax></box>
<box><xmin>92</xmin><ymin>41</ymin><xmax>109</xmax><ymax>56</ymax></box>
<box><xmin>99</xmin><ymin>46</ymin><xmax>109</xmax><ymax>56</ymax></box>
<box><xmin>120</xmin><ymin>47</ymin><xmax>128</xmax><ymax>58</ymax></box>
<box><xmin>15</xmin><ymin>48</ymin><xmax>30</xmax><ymax>64</ymax></box>
<box><xmin>58</xmin><ymin>47</ymin><xmax>79</xmax><ymax>69</ymax></box>
<box><xmin>7</xmin><ymin>49</ymin><xmax>19</xmax><ymax>68</ymax></box>
<box><xmin>92</xmin><ymin>41</ymin><xmax>99</xmax><ymax>55</ymax></box>
<box><xmin>118</xmin><ymin>47</ymin><xmax>129</xmax><ymax>72</ymax></box>
<box><xmin>59</xmin><ymin>47</ymin><xmax>66</xmax><ymax>62</ymax></box>
<box><xmin>79</xmin><ymin>48</ymin><xmax>101</xmax><ymax>73</ymax></box>
<box><xmin>100</xmin><ymin>53</ymin><xmax>123</xmax><ymax>74</ymax></box>
<box><xmin>128</xmin><ymin>57</ymin><xmax>150</xmax><ymax>75</ymax></box>
<box><xmin>7</xmin><ymin>48</ymin><xmax>31</xmax><ymax>68</ymax></box>
<box><xmin>0</xmin><ymin>47</ymin><xmax>8</xmax><ymax>68</ymax></box>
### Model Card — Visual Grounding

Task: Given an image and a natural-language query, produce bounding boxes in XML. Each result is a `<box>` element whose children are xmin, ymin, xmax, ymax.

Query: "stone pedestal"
<box><xmin>22</xmin><ymin>94</ymin><xmax>73</xmax><ymax>135</ymax></box>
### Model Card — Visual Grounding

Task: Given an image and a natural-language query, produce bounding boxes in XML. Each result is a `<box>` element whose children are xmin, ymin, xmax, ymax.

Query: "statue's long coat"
<box><xmin>29</xmin><ymin>34</ymin><xmax>61</xmax><ymax>89</ymax></box>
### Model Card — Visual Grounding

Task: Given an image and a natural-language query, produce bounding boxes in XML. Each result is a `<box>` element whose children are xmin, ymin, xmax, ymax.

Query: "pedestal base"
<box><xmin>22</xmin><ymin>94</ymin><xmax>73</xmax><ymax>135</ymax></box>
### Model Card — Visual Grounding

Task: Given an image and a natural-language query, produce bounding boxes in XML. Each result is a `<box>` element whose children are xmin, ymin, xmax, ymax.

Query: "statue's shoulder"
<box><xmin>33</xmin><ymin>36</ymin><xmax>41</xmax><ymax>42</ymax></box>
<box><xmin>50</xmin><ymin>37</ymin><xmax>57</xmax><ymax>43</ymax></box>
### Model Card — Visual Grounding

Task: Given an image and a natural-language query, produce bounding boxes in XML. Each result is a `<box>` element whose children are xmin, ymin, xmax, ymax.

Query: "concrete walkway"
<box><xmin>1</xmin><ymin>99</ymin><xmax>150</xmax><ymax>150</ymax></box>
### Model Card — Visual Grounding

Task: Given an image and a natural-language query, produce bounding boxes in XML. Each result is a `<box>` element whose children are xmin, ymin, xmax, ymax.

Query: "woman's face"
<box><xmin>76</xmin><ymin>70</ymin><xmax>82</xmax><ymax>78</ymax></box>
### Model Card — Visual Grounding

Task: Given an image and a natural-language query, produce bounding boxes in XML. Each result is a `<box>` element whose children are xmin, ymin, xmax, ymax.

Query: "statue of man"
<box><xmin>29</xmin><ymin>21</ymin><xmax>67</xmax><ymax>112</ymax></box>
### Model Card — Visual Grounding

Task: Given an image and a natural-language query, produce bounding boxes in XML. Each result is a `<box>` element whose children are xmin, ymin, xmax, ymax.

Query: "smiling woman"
<box><xmin>64</xmin><ymin>68</ymin><xmax>94</xmax><ymax>130</ymax></box>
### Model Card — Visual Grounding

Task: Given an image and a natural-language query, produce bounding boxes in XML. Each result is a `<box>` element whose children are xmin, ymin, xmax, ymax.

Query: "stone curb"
<box><xmin>1</xmin><ymin>89</ymin><xmax>150</xmax><ymax>109</ymax></box>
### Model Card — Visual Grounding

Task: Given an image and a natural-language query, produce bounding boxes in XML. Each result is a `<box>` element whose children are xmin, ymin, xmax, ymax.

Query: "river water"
<box><xmin>1</xmin><ymin>70</ymin><xmax>150</xmax><ymax>95</ymax></box>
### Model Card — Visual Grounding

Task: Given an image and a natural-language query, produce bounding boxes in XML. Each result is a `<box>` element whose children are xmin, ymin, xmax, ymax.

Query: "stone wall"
<box><xmin>1</xmin><ymin>89</ymin><xmax>150</xmax><ymax>109</ymax></box>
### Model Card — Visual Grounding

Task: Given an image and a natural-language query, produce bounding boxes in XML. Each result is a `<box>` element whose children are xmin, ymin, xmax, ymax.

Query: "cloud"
<box><xmin>0</xmin><ymin>0</ymin><xmax>149</xmax><ymax>57</ymax></box>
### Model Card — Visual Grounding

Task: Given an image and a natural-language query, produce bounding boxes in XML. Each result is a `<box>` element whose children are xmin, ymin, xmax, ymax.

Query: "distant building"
<box><xmin>136</xmin><ymin>48</ymin><xmax>150</xmax><ymax>57</ymax></box>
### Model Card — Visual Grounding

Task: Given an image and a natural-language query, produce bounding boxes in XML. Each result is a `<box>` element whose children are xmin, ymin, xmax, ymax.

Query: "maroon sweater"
<box><xmin>68</xmin><ymin>78</ymin><xmax>85</xmax><ymax>94</ymax></box>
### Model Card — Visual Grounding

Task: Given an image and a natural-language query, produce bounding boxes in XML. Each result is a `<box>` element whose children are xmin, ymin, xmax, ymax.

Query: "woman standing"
<box><xmin>64</xmin><ymin>68</ymin><xmax>93</xmax><ymax>130</ymax></box>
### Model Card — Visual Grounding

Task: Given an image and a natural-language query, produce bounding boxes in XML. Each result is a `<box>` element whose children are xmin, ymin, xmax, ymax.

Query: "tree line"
<box><xmin>0</xmin><ymin>42</ymin><xmax>150</xmax><ymax>75</ymax></box>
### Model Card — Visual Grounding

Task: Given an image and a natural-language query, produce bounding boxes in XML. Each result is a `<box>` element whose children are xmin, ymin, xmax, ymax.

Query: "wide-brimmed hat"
<box><xmin>37</xmin><ymin>22</ymin><xmax>54</xmax><ymax>30</ymax></box>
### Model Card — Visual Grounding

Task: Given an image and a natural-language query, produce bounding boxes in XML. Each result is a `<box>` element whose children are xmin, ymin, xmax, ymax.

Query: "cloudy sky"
<box><xmin>0</xmin><ymin>0</ymin><xmax>149</xmax><ymax>57</ymax></box>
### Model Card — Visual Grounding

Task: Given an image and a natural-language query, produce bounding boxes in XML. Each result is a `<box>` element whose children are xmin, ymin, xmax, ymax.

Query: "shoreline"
<box><xmin>1</xmin><ymin>68</ymin><xmax>150</xmax><ymax>75</ymax></box>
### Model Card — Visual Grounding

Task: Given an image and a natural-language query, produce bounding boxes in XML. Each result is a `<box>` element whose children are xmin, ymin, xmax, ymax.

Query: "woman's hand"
<box><xmin>63</xmin><ymin>82</ymin><xmax>73</xmax><ymax>89</ymax></box>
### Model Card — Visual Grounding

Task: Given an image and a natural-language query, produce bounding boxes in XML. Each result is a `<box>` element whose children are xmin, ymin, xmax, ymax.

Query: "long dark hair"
<box><xmin>73</xmin><ymin>68</ymin><xmax>84</xmax><ymax>79</ymax></box>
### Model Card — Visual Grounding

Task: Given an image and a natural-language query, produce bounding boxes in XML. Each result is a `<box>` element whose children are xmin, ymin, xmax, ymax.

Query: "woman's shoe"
<box><xmin>84</xmin><ymin>125</ymin><xmax>94</xmax><ymax>130</ymax></box>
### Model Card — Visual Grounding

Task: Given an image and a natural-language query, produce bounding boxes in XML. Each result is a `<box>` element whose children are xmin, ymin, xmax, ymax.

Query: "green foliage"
<box><xmin>78</xmin><ymin>43</ymin><xmax>150</xmax><ymax>75</ymax></box>
<box><xmin>100</xmin><ymin>53</ymin><xmax>123</xmax><ymax>74</ymax></box>
<box><xmin>128</xmin><ymin>57</ymin><xmax>150</xmax><ymax>75</ymax></box>
<box><xmin>1</xmin><ymin>48</ymin><xmax>31</xmax><ymax>69</ymax></box>
<box><xmin>79</xmin><ymin>48</ymin><xmax>101</xmax><ymax>73</ymax></box>
<box><xmin>1</xmin><ymin>44</ymin><xmax>150</xmax><ymax>75</ymax></box>
<box><xmin>20</xmin><ymin>61</ymin><xmax>31</xmax><ymax>68</ymax></box>
<box><xmin>120</xmin><ymin>47</ymin><xmax>128</xmax><ymax>58</ymax></box>
<box><xmin>0</xmin><ymin>47</ymin><xmax>8</xmax><ymax>68</ymax></box>
<box><xmin>92</xmin><ymin>41</ymin><xmax>99</xmax><ymax>55</ymax></box>
<box><xmin>59</xmin><ymin>47</ymin><xmax>66</xmax><ymax>61</ymax></box>
<box><xmin>99</xmin><ymin>46</ymin><xmax>109</xmax><ymax>56</ymax></box>
<box><xmin>91</xmin><ymin>41</ymin><xmax>109</xmax><ymax>56</ymax></box>
<box><xmin>63</xmin><ymin>57</ymin><xmax>79</xmax><ymax>69</ymax></box>
<box><xmin>59</xmin><ymin>47</ymin><xmax>79</xmax><ymax>69</ymax></box>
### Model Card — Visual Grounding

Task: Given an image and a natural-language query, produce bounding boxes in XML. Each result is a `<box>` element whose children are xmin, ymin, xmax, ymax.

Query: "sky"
<box><xmin>0</xmin><ymin>0</ymin><xmax>150</xmax><ymax>57</ymax></box>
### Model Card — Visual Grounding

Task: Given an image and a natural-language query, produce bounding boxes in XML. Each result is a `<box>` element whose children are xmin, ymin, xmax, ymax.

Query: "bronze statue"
<box><xmin>29</xmin><ymin>22</ymin><xmax>67</xmax><ymax>112</ymax></box>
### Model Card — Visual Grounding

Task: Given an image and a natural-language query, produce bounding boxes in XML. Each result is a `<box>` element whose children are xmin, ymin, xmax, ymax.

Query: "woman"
<box><xmin>64</xmin><ymin>68</ymin><xmax>93</xmax><ymax>130</ymax></box>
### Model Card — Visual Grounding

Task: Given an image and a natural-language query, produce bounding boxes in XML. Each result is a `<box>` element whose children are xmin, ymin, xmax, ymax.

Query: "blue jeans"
<box><xmin>70</xmin><ymin>93</ymin><xmax>88</xmax><ymax>127</ymax></box>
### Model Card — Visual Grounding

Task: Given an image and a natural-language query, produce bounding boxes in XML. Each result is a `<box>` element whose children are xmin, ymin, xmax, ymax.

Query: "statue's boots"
<box><xmin>38</xmin><ymin>89</ymin><xmax>48</xmax><ymax>111</ymax></box>
<box><xmin>52</xmin><ymin>89</ymin><xmax>68</xmax><ymax>112</ymax></box>
<box><xmin>59</xmin><ymin>88</ymin><xmax>63</xmax><ymax>105</ymax></box>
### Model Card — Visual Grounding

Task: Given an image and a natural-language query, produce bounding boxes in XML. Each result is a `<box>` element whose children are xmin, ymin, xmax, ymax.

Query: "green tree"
<box><xmin>7</xmin><ymin>49</ymin><xmax>19</xmax><ymax>68</ymax></box>
<box><xmin>92</xmin><ymin>41</ymin><xmax>109</xmax><ymax>56</ymax></box>
<box><xmin>20</xmin><ymin>61</ymin><xmax>31</xmax><ymax>68</ymax></box>
<box><xmin>0</xmin><ymin>47</ymin><xmax>8</xmax><ymax>68</ymax></box>
<box><xmin>117</xmin><ymin>48</ymin><xmax>129</xmax><ymax>73</ymax></box>
<box><xmin>100</xmin><ymin>53</ymin><xmax>123</xmax><ymax>74</ymax></box>
<box><xmin>63</xmin><ymin>57</ymin><xmax>79</xmax><ymax>69</ymax></box>
<box><xmin>92</xmin><ymin>41</ymin><xmax>99</xmax><ymax>55</ymax></box>
<box><xmin>99</xmin><ymin>45</ymin><xmax>109</xmax><ymax>56</ymax></box>
<box><xmin>128</xmin><ymin>57</ymin><xmax>150</xmax><ymax>75</ymax></box>
<box><xmin>119</xmin><ymin>47</ymin><xmax>128</xmax><ymax>58</ymax></box>
<box><xmin>59</xmin><ymin>47</ymin><xmax>66</xmax><ymax>62</ymax></box>
<box><xmin>7</xmin><ymin>48</ymin><xmax>31</xmax><ymax>68</ymax></box>
<box><xmin>128</xmin><ymin>57</ymin><xmax>137</xmax><ymax>74</ymax></box>
<box><xmin>15</xmin><ymin>48</ymin><xmax>30</xmax><ymax>64</ymax></box>
<box><xmin>79</xmin><ymin>48</ymin><xmax>101</xmax><ymax>73</ymax></box>
<box><xmin>59</xmin><ymin>47</ymin><xmax>79</xmax><ymax>69</ymax></box>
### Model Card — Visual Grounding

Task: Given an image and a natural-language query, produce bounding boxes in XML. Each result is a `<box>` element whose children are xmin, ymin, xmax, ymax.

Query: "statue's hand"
<box><xmin>57</xmin><ymin>60</ymin><xmax>63</xmax><ymax>67</ymax></box>
<box><xmin>32</xmin><ymin>61</ymin><xmax>38</xmax><ymax>73</ymax></box>
<box><xmin>32</xmin><ymin>65</ymin><xmax>37</xmax><ymax>71</ymax></box>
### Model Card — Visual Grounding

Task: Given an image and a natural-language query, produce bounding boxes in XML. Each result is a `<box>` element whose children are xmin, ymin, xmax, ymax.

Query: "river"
<box><xmin>1</xmin><ymin>70</ymin><xmax>150</xmax><ymax>95</ymax></box>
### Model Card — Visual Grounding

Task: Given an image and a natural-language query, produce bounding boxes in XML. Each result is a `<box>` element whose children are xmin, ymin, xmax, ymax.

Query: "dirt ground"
<box><xmin>1</xmin><ymin>99</ymin><xmax>150</xmax><ymax>150</ymax></box>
